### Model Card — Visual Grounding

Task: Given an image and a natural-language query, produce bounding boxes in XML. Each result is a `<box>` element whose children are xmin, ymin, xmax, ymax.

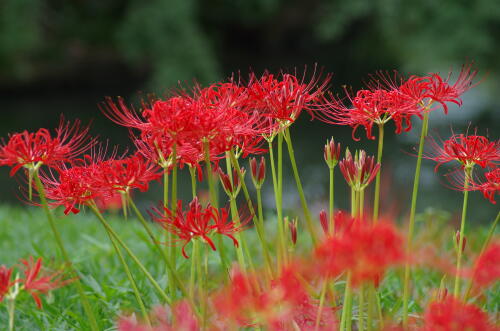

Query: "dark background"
<box><xmin>1</xmin><ymin>0</ymin><xmax>498</xmax><ymax>222</ymax></box>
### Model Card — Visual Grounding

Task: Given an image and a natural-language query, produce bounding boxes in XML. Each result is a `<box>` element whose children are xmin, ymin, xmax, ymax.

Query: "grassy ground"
<box><xmin>0</xmin><ymin>205</ymin><xmax>498</xmax><ymax>330</ymax></box>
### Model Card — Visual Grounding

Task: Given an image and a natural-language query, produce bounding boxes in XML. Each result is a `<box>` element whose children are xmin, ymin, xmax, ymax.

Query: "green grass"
<box><xmin>0</xmin><ymin>205</ymin><xmax>498</xmax><ymax>330</ymax></box>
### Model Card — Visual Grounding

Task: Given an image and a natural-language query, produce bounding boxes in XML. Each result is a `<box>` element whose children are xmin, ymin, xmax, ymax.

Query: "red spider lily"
<box><xmin>425</xmin><ymin>133</ymin><xmax>499</xmax><ymax>171</ymax></box>
<box><xmin>218</xmin><ymin>166</ymin><xmax>245</xmax><ymax>197</ymax></box>
<box><xmin>247</xmin><ymin>67</ymin><xmax>331</xmax><ymax>136</ymax></box>
<box><xmin>318</xmin><ymin>209</ymin><xmax>355</xmax><ymax>236</ymax></box>
<box><xmin>117</xmin><ymin>300</ymin><xmax>199</xmax><ymax>331</ymax></box>
<box><xmin>470</xmin><ymin>167</ymin><xmax>500</xmax><ymax>204</ymax></box>
<box><xmin>324</xmin><ymin>137</ymin><xmax>341</xmax><ymax>168</ymax></box>
<box><xmin>424</xmin><ymin>63</ymin><xmax>479</xmax><ymax>114</ymax></box>
<box><xmin>289</xmin><ymin>218</ymin><xmax>298</xmax><ymax>246</ymax></box>
<box><xmin>313</xmin><ymin>87</ymin><xmax>420</xmax><ymax>141</ymax></box>
<box><xmin>339</xmin><ymin>149</ymin><xmax>380</xmax><ymax>191</ymax></box>
<box><xmin>471</xmin><ymin>243</ymin><xmax>500</xmax><ymax>288</ymax></box>
<box><xmin>0</xmin><ymin>118</ymin><xmax>95</xmax><ymax>176</ymax></box>
<box><xmin>152</xmin><ymin>197</ymin><xmax>247</xmax><ymax>258</ymax></box>
<box><xmin>93</xmin><ymin>154</ymin><xmax>162</xmax><ymax>194</ymax></box>
<box><xmin>421</xmin><ymin>297</ymin><xmax>496</xmax><ymax>331</ymax></box>
<box><xmin>20</xmin><ymin>257</ymin><xmax>74</xmax><ymax>309</ymax></box>
<box><xmin>213</xmin><ymin>266</ymin><xmax>336</xmax><ymax>330</ymax></box>
<box><xmin>315</xmin><ymin>220</ymin><xmax>404</xmax><ymax>286</ymax></box>
<box><xmin>0</xmin><ymin>265</ymin><xmax>14</xmax><ymax>303</ymax></box>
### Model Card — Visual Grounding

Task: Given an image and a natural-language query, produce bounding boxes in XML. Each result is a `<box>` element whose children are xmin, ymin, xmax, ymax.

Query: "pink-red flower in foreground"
<box><xmin>0</xmin><ymin>265</ymin><xmax>14</xmax><ymax>303</ymax></box>
<box><xmin>470</xmin><ymin>167</ymin><xmax>500</xmax><ymax>204</ymax></box>
<box><xmin>315</xmin><ymin>220</ymin><xmax>404</xmax><ymax>286</ymax></box>
<box><xmin>471</xmin><ymin>242</ymin><xmax>500</xmax><ymax>289</ymax></box>
<box><xmin>421</xmin><ymin>297</ymin><xmax>496</xmax><ymax>331</ymax></box>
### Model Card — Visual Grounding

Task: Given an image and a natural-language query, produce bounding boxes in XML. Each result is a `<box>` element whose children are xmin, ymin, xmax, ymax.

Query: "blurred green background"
<box><xmin>0</xmin><ymin>0</ymin><xmax>498</xmax><ymax>222</ymax></box>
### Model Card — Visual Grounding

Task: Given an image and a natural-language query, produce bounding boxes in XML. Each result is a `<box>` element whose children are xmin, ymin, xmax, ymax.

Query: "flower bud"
<box><xmin>324</xmin><ymin>137</ymin><xmax>341</xmax><ymax>169</ymax></box>
<box><xmin>319</xmin><ymin>210</ymin><xmax>329</xmax><ymax>235</ymax></box>
<box><xmin>288</xmin><ymin>217</ymin><xmax>298</xmax><ymax>246</ymax></box>
<box><xmin>455</xmin><ymin>231</ymin><xmax>467</xmax><ymax>253</ymax></box>
<box><xmin>218</xmin><ymin>167</ymin><xmax>245</xmax><ymax>198</ymax></box>
<box><xmin>250</xmin><ymin>157</ymin><xmax>266</xmax><ymax>188</ymax></box>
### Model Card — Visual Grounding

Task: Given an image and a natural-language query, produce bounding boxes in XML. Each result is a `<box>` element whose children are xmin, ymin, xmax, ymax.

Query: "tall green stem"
<box><xmin>89</xmin><ymin>204</ymin><xmax>172</xmax><ymax>304</ymax></box>
<box><xmin>7</xmin><ymin>298</ymin><xmax>15</xmax><ymax>331</ymax></box>
<box><xmin>359</xmin><ymin>285</ymin><xmax>365</xmax><ymax>331</ymax></box>
<box><xmin>372</xmin><ymin>124</ymin><xmax>384</xmax><ymax>222</ymax></box>
<box><xmin>340</xmin><ymin>273</ymin><xmax>353</xmax><ymax>331</ymax></box>
<box><xmin>268</xmin><ymin>138</ymin><xmax>286</xmax><ymax>268</ymax></box>
<box><xmin>402</xmin><ymin>113</ymin><xmax>429</xmax><ymax>327</ymax></box>
<box><xmin>464</xmin><ymin>211</ymin><xmax>500</xmax><ymax>301</ymax></box>
<box><xmin>127</xmin><ymin>196</ymin><xmax>189</xmax><ymax>299</ymax></box>
<box><xmin>329</xmin><ymin>166</ymin><xmax>335</xmax><ymax>236</ymax></box>
<box><xmin>188</xmin><ymin>167</ymin><xmax>199</xmax><ymax>298</ymax></box>
<box><xmin>33</xmin><ymin>172</ymin><xmax>99</xmax><ymax>331</ymax></box>
<box><xmin>284</xmin><ymin>128</ymin><xmax>318</xmax><ymax>244</ymax></box>
<box><xmin>101</xmin><ymin>214</ymin><xmax>150</xmax><ymax>324</ymax></box>
<box><xmin>315</xmin><ymin>280</ymin><xmax>328</xmax><ymax>331</ymax></box>
<box><xmin>454</xmin><ymin>166</ymin><xmax>473</xmax><ymax>297</ymax></box>
<box><xmin>169</xmin><ymin>144</ymin><xmax>178</xmax><ymax>298</ymax></box>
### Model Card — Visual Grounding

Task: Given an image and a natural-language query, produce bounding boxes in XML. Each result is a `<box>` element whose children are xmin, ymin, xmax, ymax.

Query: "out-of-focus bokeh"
<box><xmin>1</xmin><ymin>0</ymin><xmax>498</xmax><ymax>221</ymax></box>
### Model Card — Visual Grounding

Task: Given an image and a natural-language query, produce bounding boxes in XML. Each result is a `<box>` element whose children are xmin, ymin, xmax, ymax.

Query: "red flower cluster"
<box><xmin>471</xmin><ymin>242</ymin><xmax>500</xmax><ymax>288</ymax></box>
<box><xmin>339</xmin><ymin>149</ymin><xmax>380</xmax><ymax>191</ymax></box>
<box><xmin>152</xmin><ymin>197</ymin><xmax>247</xmax><ymax>258</ymax></box>
<box><xmin>312</xmin><ymin>64</ymin><xmax>477</xmax><ymax>140</ymax></box>
<box><xmin>0</xmin><ymin>118</ymin><xmax>94</xmax><ymax>176</ymax></box>
<box><xmin>213</xmin><ymin>266</ymin><xmax>337</xmax><ymax>330</ymax></box>
<box><xmin>0</xmin><ymin>257</ymin><xmax>72</xmax><ymax>309</ymax></box>
<box><xmin>426</xmin><ymin>133</ymin><xmax>499</xmax><ymax>171</ymax></box>
<box><xmin>118</xmin><ymin>300</ymin><xmax>199</xmax><ymax>331</ymax></box>
<box><xmin>421</xmin><ymin>297</ymin><xmax>496</xmax><ymax>331</ymax></box>
<box><xmin>315</xmin><ymin>220</ymin><xmax>404</xmax><ymax>286</ymax></box>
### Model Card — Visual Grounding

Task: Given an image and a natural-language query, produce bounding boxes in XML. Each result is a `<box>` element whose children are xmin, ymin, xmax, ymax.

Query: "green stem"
<box><xmin>203</xmin><ymin>141</ymin><xmax>227</xmax><ymax>272</ymax></box>
<box><xmin>7</xmin><ymin>298</ymin><xmax>15</xmax><ymax>331</ymax></box>
<box><xmin>340</xmin><ymin>273</ymin><xmax>353</xmax><ymax>331</ymax></box>
<box><xmin>188</xmin><ymin>167</ymin><xmax>198</xmax><ymax>298</ymax></box>
<box><xmin>464</xmin><ymin>211</ymin><xmax>500</xmax><ymax>301</ymax></box>
<box><xmin>189</xmin><ymin>166</ymin><xmax>197</xmax><ymax>199</ymax></box>
<box><xmin>329</xmin><ymin>166</ymin><xmax>335</xmax><ymax>236</ymax></box>
<box><xmin>372</xmin><ymin>124</ymin><xmax>384</xmax><ymax>222</ymax></box>
<box><xmin>269</xmin><ymin>138</ymin><xmax>286</xmax><ymax>269</ymax></box>
<box><xmin>402</xmin><ymin>113</ymin><xmax>429</xmax><ymax>327</ymax></box>
<box><xmin>256</xmin><ymin>187</ymin><xmax>275</xmax><ymax>279</ymax></box>
<box><xmin>127</xmin><ymin>195</ymin><xmax>189</xmax><ymax>299</ymax></box>
<box><xmin>454</xmin><ymin>166</ymin><xmax>473</xmax><ymax>297</ymax></box>
<box><xmin>169</xmin><ymin>143</ymin><xmax>178</xmax><ymax>299</ymax></box>
<box><xmin>89</xmin><ymin>204</ymin><xmax>172</xmax><ymax>304</ymax></box>
<box><xmin>366</xmin><ymin>284</ymin><xmax>374</xmax><ymax>331</ymax></box>
<box><xmin>102</xmin><ymin>214</ymin><xmax>151</xmax><ymax>325</ymax></box>
<box><xmin>359</xmin><ymin>189</ymin><xmax>365</xmax><ymax>219</ymax></box>
<box><xmin>359</xmin><ymin>286</ymin><xmax>365</xmax><ymax>331</ymax></box>
<box><xmin>284</xmin><ymin>128</ymin><xmax>318</xmax><ymax>244</ymax></box>
<box><xmin>351</xmin><ymin>188</ymin><xmax>358</xmax><ymax>218</ymax></box>
<box><xmin>33</xmin><ymin>172</ymin><xmax>99</xmax><ymax>331</ymax></box>
<box><xmin>315</xmin><ymin>280</ymin><xmax>328</xmax><ymax>331</ymax></box>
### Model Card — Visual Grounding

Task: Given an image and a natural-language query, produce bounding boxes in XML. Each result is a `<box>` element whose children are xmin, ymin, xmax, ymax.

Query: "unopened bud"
<box><xmin>250</xmin><ymin>157</ymin><xmax>266</xmax><ymax>188</ymax></box>
<box><xmin>319</xmin><ymin>210</ymin><xmax>329</xmax><ymax>235</ymax></box>
<box><xmin>218</xmin><ymin>167</ymin><xmax>245</xmax><ymax>197</ymax></box>
<box><xmin>288</xmin><ymin>217</ymin><xmax>298</xmax><ymax>245</ymax></box>
<box><xmin>324</xmin><ymin>137</ymin><xmax>341</xmax><ymax>169</ymax></box>
<box><xmin>455</xmin><ymin>231</ymin><xmax>467</xmax><ymax>253</ymax></box>
<box><xmin>438</xmin><ymin>287</ymin><xmax>448</xmax><ymax>301</ymax></box>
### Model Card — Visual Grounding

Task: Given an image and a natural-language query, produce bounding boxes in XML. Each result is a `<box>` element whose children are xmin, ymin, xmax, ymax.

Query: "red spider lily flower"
<box><xmin>425</xmin><ymin>133</ymin><xmax>499</xmax><ymax>171</ymax></box>
<box><xmin>94</xmin><ymin>154</ymin><xmax>162</xmax><ymax>194</ymax></box>
<box><xmin>319</xmin><ymin>209</ymin><xmax>355</xmax><ymax>236</ymax></box>
<box><xmin>249</xmin><ymin>157</ymin><xmax>266</xmax><ymax>188</ymax></box>
<box><xmin>117</xmin><ymin>300</ymin><xmax>199</xmax><ymax>331</ymax></box>
<box><xmin>247</xmin><ymin>67</ymin><xmax>331</xmax><ymax>136</ymax></box>
<box><xmin>455</xmin><ymin>230</ymin><xmax>467</xmax><ymax>253</ymax></box>
<box><xmin>339</xmin><ymin>149</ymin><xmax>380</xmax><ymax>191</ymax></box>
<box><xmin>324</xmin><ymin>137</ymin><xmax>341</xmax><ymax>168</ymax></box>
<box><xmin>0</xmin><ymin>265</ymin><xmax>14</xmax><ymax>303</ymax></box>
<box><xmin>424</xmin><ymin>63</ymin><xmax>479</xmax><ymax>114</ymax></box>
<box><xmin>315</xmin><ymin>220</ymin><xmax>404</xmax><ymax>286</ymax></box>
<box><xmin>0</xmin><ymin>118</ymin><xmax>95</xmax><ymax>176</ymax></box>
<box><xmin>471</xmin><ymin>243</ymin><xmax>500</xmax><ymax>289</ymax></box>
<box><xmin>152</xmin><ymin>197</ymin><xmax>247</xmax><ymax>258</ymax></box>
<box><xmin>20</xmin><ymin>257</ymin><xmax>74</xmax><ymax>309</ymax></box>
<box><xmin>213</xmin><ymin>266</ymin><xmax>335</xmax><ymax>330</ymax></box>
<box><xmin>289</xmin><ymin>218</ymin><xmax>298</xmax><ymax>246</ymax></box>
<box><xmin>470</xmin><ymin>167</ymin><xmax>500</xmax><ymax>204</ymax></box>
<box><xmin>313</xmin><ymin>87</ymin><xmax>421</xmax><ymax>141</ymax></box>
<box><xmin>421</xmin><ymin>297</ymin><xmax>496</xmax><ymax>331</ymax></box>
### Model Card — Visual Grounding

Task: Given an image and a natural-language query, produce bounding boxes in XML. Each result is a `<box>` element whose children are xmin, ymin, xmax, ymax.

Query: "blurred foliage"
<box><xmin>1</xmin><ymin>0</ymin><xmax>500</xmax><ymax>87</ymax></box>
